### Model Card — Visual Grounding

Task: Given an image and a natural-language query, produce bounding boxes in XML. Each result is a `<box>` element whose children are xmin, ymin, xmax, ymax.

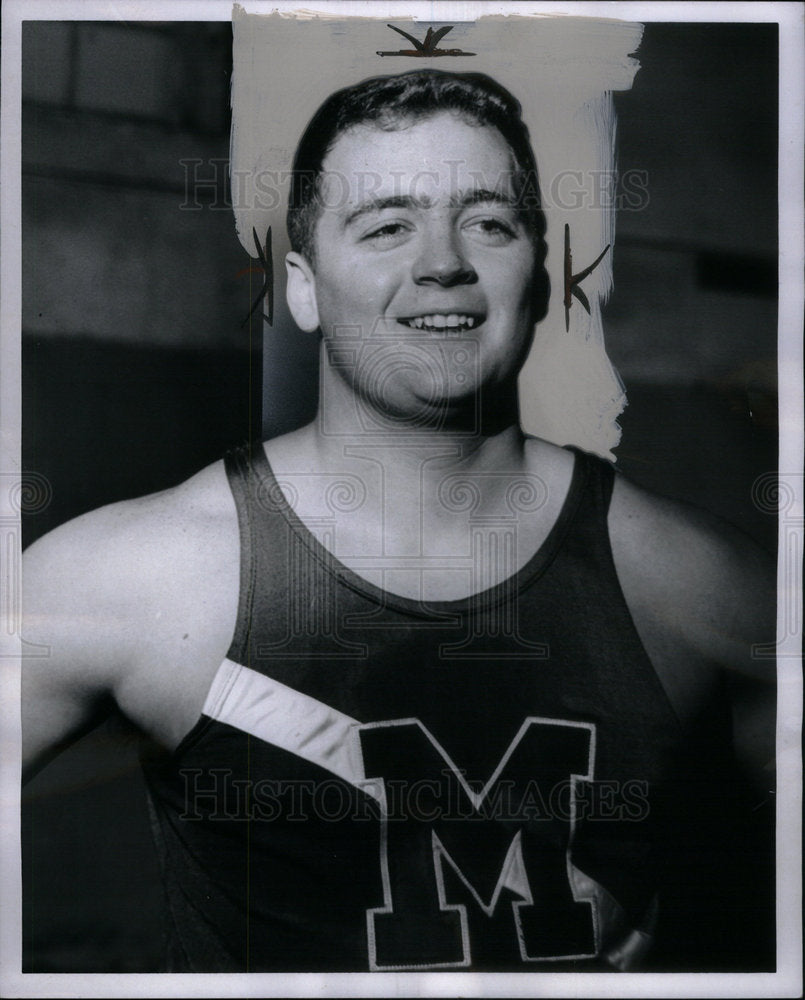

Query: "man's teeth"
<box><xmin>402</xmin><ymin>314</ymin><xmax>477</xmax><ymax>331</ymax></box>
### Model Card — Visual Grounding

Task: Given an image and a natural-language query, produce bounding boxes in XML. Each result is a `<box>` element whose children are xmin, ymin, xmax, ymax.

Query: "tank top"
<box><xmin>141</xmin><ymin>441</ymin><xmax>739</xmax><ymax>972</ymax></box>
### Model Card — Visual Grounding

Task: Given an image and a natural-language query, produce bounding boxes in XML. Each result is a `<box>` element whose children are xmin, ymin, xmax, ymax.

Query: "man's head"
<box><xmin>287</xmin><ymin>69</ymin><xmax>546</xmax><ymax>268</ymax></box>
<box><xmin>284</xmin><ymin>70</ymin><xmax>550</xmax><ymax>431</ymax></box>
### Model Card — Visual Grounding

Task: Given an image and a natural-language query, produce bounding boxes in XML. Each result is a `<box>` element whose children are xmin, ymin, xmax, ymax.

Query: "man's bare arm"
<box><xmin>22</xmin><ymin>505</ymin><xmax>143</xmax><ymax>781</ymax></box>
<box><xmin>609</xmin><ymin>474</ymin><xmax>776</xmax><ymax>796</ymax></box>
<box><xmin>21</xmin><ymin>461</ymin><xmax>240</xmax><ymax>782</ymax></box>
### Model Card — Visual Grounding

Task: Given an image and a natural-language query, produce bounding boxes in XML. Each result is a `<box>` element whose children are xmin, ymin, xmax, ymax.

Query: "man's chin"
<box><xmin>356</xmin><ymin>384</ymin><xmax>481</xmax><ymax>434</ymax></box>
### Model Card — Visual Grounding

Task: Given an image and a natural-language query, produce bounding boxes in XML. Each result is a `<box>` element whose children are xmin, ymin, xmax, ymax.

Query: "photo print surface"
<box><xmin>3</xmin><ymin>2</ymin><xmax>800</xmax><ymax>996</ymax></box>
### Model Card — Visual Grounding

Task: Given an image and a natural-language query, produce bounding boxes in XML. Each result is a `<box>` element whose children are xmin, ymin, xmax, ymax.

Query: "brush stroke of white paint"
<box><xmin>230</xmin><ymin>10</ymin><xmax>643</xmax><ymax>457</ymax></box>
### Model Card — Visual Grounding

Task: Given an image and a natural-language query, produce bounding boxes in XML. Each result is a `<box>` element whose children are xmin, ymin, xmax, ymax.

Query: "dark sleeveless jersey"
<box><xmin>141</xmin><ymin>442</ymin><xmax>759</xmax><ymax>973</ymax></box>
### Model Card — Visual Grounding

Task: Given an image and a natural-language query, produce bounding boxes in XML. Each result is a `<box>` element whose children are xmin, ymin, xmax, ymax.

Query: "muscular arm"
<box><xmin>22</xmin><ymin>461</ymin><xmax>240</xmax><ymax>783</ymax></box>
<box><xmin>22</xmin><ymin>508</ymin><xmax>138</xmax><ymax>781</ymax></box>
<box><xmin>608</xmin><ymin>474</ymin><xmax>776</xmax><ymax>797</ymax></box>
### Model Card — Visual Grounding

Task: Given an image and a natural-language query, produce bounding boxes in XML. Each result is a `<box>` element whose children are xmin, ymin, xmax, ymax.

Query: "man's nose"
<box><xmin>411</xmin><ymin>228</ymin><xmax>477</xmax><ymax>287</ymax></box>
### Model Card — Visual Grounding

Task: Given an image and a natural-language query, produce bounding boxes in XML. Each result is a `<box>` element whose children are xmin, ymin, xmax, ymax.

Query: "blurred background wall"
<box><xmin>21</xmin><ymin>19</ymin><xmax>778</xmax><ymax>972</ymax></box>
<box><xmin>607</xmin><ymin>23</ymin><xmax>777</xmax><ymax>551</ymax></box>
<box><xmin>21</xmin><ymin>20</ymin><xmax>259</xmax><ymax>972</ymax></box>
<box><xmin>22</xmin><ymin>21</ymin><xmax>261</xmax><ymax>547</ymax></box>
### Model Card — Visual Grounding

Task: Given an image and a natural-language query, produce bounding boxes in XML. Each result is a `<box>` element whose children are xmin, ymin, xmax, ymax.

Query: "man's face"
<box><xmin>299</xmin><ymin>112</ymin><xmax>543</xmax><ymax>427</ymax></box>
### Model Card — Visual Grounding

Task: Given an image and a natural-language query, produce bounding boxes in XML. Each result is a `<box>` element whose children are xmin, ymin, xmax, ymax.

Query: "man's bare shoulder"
<box><xmin>608</xmin><ymin>470</ymin><xmax>775</xmax><ymax>681</ymax></box>
<box><xmin>22</xmin><ymin>457</ymin><xmax>243</xmax><ymax>767</ymax></box>
<box><xmin>23</xmin><ymin>457</ymin><xmax>240</xmax><ymax>659</ymax></box>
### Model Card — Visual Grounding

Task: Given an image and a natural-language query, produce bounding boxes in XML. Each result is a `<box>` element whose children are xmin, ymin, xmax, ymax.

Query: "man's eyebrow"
<box><xmin>343</xmin><ymin>195</ymin><xmax>432</xmax><ymax>228</ymax></box>
<box><xmin>342</xmin><ymin>188</ymin><xmax>517</xmax><ymax>228</ymax></box>
<box><xmin>448</xmin><ymin>188</ymin><xmax>518</xmax><ymax>210</ymax></box>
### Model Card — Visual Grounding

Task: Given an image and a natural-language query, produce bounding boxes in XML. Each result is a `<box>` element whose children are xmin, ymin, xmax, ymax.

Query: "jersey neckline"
<box><xmin>250</xmin><ymin>442</ymin><xmax>589</xmax><ymax>619</ymax></box>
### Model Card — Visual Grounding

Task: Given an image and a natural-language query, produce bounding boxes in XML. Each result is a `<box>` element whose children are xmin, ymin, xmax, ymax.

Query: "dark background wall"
<box><xmin>22</xmin><ymin>21</ymin><xmax>261</xmax><ymax>547</ymax></box>
<box><xmin>21</xmin><ymin>20</ymin><xmax>259</xmax><ymax>972</ymax></box>
<box><xmin>21</xmin><ymin>20</ymin><xmax>778</xmax><ymax>972</ymax></box>
<box><xmin>608</xmin><ymin>24</ymin><xmax>777</xmax><ymax>551</ymax></box>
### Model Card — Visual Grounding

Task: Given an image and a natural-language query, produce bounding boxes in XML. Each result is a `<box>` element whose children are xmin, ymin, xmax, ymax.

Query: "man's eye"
<box><xmin>362</xmin><ymin>222</ymin><xmax>410</xmax><ymax>244</ymax></box>
<box><xmin>464</xmin><ymin>217</ymin><xmax>517</xmax><ymax>244</ymax></box>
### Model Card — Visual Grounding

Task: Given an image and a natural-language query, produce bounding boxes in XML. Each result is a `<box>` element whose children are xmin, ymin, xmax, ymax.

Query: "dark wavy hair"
<box><xmin>287</xmin><ymin>69</ymin><xmax>547</xmax><ymax>270</ymax></box>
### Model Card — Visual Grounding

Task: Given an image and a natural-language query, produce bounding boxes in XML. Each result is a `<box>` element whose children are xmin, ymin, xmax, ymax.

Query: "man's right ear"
<box><xmin>285</xmin><ymin>252</ymin><xmax>320</xmax><ymax>333</ymax></box>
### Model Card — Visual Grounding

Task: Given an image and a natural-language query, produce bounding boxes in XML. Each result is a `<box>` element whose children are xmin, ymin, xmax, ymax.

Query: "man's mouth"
<box><xmin>398</xmin><ymin>313</ymin><xmax>482</xmax><ymax>333</ymax></box>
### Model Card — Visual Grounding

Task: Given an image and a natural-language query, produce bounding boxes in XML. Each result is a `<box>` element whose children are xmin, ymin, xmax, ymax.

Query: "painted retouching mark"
<box><xmin>377</xmin><ymin>24</ymin><xmax>475</xmax><ymax>58</ymax></box>
<box><xmin>239</xmin><ymin>225</ymin><xmax>273</xmax><ymax>328</ymax></box>
<box><xmin>563</xmin><ymin>223</ymin><xmax>610</xmax><ymax>332</ymax></box>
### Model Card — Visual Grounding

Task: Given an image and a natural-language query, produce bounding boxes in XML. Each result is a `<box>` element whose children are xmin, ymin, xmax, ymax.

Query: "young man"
<box><xmin>22</xmin><ymin>70</ymin><xmax>775</xmax><ymax>972</ymax></box>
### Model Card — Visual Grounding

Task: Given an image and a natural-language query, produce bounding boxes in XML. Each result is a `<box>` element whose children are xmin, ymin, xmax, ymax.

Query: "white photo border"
<box><xmin>1</xmin><ymin>1</ymin><xmax>801</xmax><ymax>997</ymax></box>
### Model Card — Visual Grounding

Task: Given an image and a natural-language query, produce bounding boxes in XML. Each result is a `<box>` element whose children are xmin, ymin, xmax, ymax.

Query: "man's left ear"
<box><xmin>285</xmin><ymin>252</ymin><xmax>320</xmax><ymax>333</ymax></box>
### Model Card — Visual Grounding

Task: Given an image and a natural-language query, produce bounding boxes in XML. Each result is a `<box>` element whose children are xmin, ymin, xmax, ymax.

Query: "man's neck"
<box><xmin>311</xmin><ymin>416</ymin><xmax>528</xmax><ymax>474</ymax></box>
<box><xmin>261</xmin><ymin>400</ymin><xmax>576</xmax><ymax>601</ymax></box>
<box><xmin>310</xmin><ymin>352</ymin><xmax>528</xmax><ymax>480</ymax></box>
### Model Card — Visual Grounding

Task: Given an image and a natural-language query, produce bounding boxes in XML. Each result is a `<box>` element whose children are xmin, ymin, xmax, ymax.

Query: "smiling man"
<box><xmin>22</xmin><ymin>70</ymin><xmax>775</xmax><ymax>972</ymax></box>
